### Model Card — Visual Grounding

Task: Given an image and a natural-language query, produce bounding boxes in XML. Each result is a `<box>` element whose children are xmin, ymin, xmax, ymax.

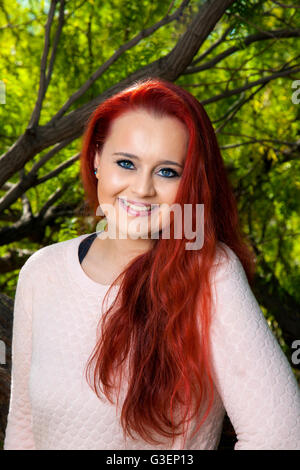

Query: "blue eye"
<box><xmin>117</xmin><ymin>160</ymin><xmax>134</xmax><ymax>170</ymax></box>
<box><xmin>159</xmin><ymin>168</ymin><xmax>179</xmax><ymax>178</ymax></box>
<box><xmin>116</xmin><ymin>160</ymin><xmax>179</xmax><ymax>178</ymax></box>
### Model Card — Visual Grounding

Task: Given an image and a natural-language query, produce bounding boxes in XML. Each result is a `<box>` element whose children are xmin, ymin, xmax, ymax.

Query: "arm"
<box><xmin>4</xmin><ymin>263</ymin><xmax>36</xmax><ymax>450</ymax></box>
<box><xmin>209</xmin><ymin>246</ymin><xmax>300</xmax><ymax>450</ymax></box>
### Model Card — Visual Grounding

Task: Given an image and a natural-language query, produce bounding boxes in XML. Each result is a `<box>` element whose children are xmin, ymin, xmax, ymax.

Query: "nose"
<box><xmin>131</xmin><ymin>171</ymin><xmax>156</xmax><ymax>198</ymax></box>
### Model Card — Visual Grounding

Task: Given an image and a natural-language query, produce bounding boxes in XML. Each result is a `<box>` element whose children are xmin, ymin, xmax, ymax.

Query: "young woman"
<box><xmin>4</xmin><ymin>78</ymin><xmax>300</xmax><ymax>450</ymax></box>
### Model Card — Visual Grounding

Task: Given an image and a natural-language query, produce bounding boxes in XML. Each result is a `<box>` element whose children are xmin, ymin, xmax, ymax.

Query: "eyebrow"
<box><xmin>112</xmin><ymin>152</ymin><xmax>184</xmax><ymax>168</ymax></box>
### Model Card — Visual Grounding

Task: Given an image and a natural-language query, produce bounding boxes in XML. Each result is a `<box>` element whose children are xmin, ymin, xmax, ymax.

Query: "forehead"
<box><xmin>111</xmin><ymin>108</ymin><xmax>185</xmax><ymax>128</ymax></box>
<box><xmin>107</xmin><ymin>109</ymin><xmax>189</xmax><ymax>149</ymax></box>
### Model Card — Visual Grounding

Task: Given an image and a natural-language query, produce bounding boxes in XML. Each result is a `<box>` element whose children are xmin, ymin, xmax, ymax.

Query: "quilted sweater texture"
<box><xmin>4</xmin><ymin>233</ymin><xmax>300</xmax><ymax>450</ymax></box>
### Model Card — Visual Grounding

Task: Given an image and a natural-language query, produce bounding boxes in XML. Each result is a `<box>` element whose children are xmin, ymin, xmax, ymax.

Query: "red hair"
<box><xmin>80</xmin><ymin>77</ymin><xmax>256</xmax><ymax>447</ymax></box>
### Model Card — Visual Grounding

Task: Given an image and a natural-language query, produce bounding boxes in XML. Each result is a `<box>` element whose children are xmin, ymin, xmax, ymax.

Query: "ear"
<box><xmin>94</xmin><ymin>150</ymin><xmax>101</xmax><ymax>169</ymax></box>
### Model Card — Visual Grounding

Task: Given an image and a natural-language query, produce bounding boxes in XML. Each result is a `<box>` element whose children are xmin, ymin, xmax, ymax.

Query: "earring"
<box><xmin>94</xmin><ymin>168</ymin><xmax>97</xmax><ymax>175</ymax></box>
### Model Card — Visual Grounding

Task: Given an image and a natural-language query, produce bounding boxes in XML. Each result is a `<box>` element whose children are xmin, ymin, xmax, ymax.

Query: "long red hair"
<box><xmin>80</xmin><ymin>77</ymin><xmax>256</xmax><ymax>447</ymax></box>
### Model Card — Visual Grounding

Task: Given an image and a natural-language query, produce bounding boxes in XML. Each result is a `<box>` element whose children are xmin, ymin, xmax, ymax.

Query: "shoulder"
<box><xmin>208</xmin><ymin>244</ymin><xmax>259</xmax><ymax>334</ymax></box>
<box><xmin>213</xmin><ymin>241</ymin><xmax>243</xmax><ymax>272</ymax></box>
<box><xmin>210</xmin><ymin>242</ymin><xmax>249</xmax><ymax>290</ymax></box>
<box><xmin>18</xmin><ymin>234</ymin><xmax>85</xmax><ymax>281</ymax></box>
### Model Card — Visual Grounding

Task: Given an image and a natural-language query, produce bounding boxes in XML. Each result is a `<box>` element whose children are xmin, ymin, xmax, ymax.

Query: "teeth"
<box><xmin>121</xmin><ymin>199</ymin><xmax>151</xmax><ymax>212</ymax></box>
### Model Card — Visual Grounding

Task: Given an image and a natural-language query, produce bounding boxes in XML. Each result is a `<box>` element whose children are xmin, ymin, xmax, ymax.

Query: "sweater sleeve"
<box><xmin>4</xmin><ymin>262</ymin><xmax>36</xmax><ymax>450</ymax></box>
<box><xmin>209</xmin><ymin>245</ymin><xmax>300</xmax><ymax>450</ymax></box>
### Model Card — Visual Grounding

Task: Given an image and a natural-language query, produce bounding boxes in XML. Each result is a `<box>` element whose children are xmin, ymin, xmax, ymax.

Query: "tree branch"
<box><xmin>0</xmin><ymin>0</ymin><xmax>242</xmax><ymax>188</ymax></box>
<box><xmin>270</xmin><ymin>1</ymin><xmax>300</xmax><ymax>8</ymax></box>
<box><xmin>45</xmin><ymin>0</ymin><xmax>65</xmax><ymax>90</ymax></box>
<box><xmin>190</xmin><ymin>25</ymin><xmax>233</xmax><ymax>66</ymax></box>
<box><xmin>28</xmin><ymin>0</ymin><xmax>58</xmax><ymax>128</ymax></box>
<box><xmin>252</xmin><ymin>257</ymin><xmax>300</xmax><ymax>345</ymax></box>
<box><xmin>38</xmin><ymin>183</ymin><xmax>69</xmax><ymax>219</ymax></box>
<box><xmin>0</xmin><ymin>250</ymin><xmax>33</xmax><ymax>274</ymax></box>
<box><xmin>184</xmin><ymin>29</ymin><xmax>300</xmax><ymax>75</ymax></box>
<box><xmin>0</xmin><ymin>137</ymin><xmax>75</xmax><ymax>213</ymax></box>
<box><xmin>215</xmin><ymin>83</ymin><xmax>267</xmax><ymax>133</ymax></box>
<box><xmin>0</xmin><ymin>199</ymin><xmax>79</xmax><ymax>246</ymax></box>
<box><xmin>202</xmin><ymin>65</ymin><xmax>300</xmax><ymax>105</ymax></box>
<box><xmin>20</xmin><ymin>192</ymin><xmax>33</xmax><ymax>220</ymax></box>
<box><xmin>36</xmin><ymin>153</ymin><xmax>79</xmax><ymax>185</ymax></box>
<box><xmin>49</xmin><ymin>0</ymin><xmax>191</xmax><ymax>124</ymax></box>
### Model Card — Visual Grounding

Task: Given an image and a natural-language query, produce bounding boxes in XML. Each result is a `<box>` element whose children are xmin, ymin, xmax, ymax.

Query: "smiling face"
<box><xmin>94</xmin><ymin>108</ymin><xmax>189</xmax><ymax>240</ymax></box>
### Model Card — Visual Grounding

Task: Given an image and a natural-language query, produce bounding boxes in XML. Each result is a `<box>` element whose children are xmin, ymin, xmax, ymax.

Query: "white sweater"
<box><xmin>4</xmin><ymin>233</ymin><xmax>300</xmax><ymax>450</ymax></box>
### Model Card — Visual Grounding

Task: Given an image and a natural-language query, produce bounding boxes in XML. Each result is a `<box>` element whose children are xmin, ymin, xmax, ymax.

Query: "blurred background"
<box><xmin>0</xmin><ymin>0</ymin><xmax>299</xmax><ymax>449</ymax></box>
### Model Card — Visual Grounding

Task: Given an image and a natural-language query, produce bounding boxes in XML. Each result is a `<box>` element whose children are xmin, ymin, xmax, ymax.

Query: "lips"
<box><xmin>118</xmin><ymin>197</ymin><xmax>159</xmax><ymax>217</ymax></box>
<box><xmin>119</xmin><ymin>197</ymin><xmax>153</xmax><ymax>209</ymax></box>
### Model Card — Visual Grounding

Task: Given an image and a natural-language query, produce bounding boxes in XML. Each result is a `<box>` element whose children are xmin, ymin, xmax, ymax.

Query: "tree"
<box><xmin>0</xmin><ymin>0</ymin><xmax>299</xmax><ymax>449</ymax></box>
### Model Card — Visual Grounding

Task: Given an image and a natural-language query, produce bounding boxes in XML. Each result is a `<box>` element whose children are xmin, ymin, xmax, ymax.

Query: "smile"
<box><xmin>118</xmin><ymin>198</ymin><xmax>159</xmax><ymax>217</ymax></box>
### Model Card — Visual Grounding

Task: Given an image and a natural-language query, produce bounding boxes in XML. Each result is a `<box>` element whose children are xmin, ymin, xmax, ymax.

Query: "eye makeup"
<box><xmin>115</xmin><ymin>159</ymin><xmax>180</xmax><ymax>178</ymax></box>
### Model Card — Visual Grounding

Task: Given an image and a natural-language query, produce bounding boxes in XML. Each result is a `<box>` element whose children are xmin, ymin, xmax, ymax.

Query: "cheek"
<box><xmin>159</xmin><ymin>181</ymin><xmax>180</xmax><ymax>205</ymax></box>
<box><xmin>108</xmin><ymin>172</ymin><xmax>127</xmax><ymax>188</ymax></box>
<box><xmin>97</xmin><ymin>165</ymin><xmax>123</xmax><ymax>197</ymax></box>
